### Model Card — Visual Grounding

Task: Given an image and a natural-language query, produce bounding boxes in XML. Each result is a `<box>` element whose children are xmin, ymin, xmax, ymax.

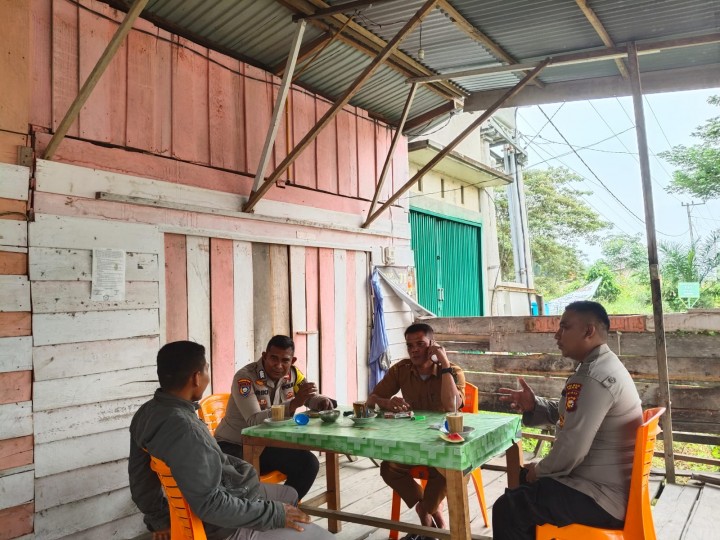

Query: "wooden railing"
<box><xmin>424</xmin><ymin>312</ymin><xmax>720</xmax><ymax>435</ymax></box>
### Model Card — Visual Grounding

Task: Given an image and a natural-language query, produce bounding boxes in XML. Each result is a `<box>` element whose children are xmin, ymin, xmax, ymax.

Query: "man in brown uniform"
<box><xmin>366</xmin><ymin>323</ymin><xmax>465</xmax><ymax>538</ymax></box>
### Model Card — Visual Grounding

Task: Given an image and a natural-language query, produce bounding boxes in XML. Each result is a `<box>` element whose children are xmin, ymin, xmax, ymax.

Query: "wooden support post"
<box><xmin>363</xmin><ymin>59</ymin><xmax>548</xmax><ymax>228</ymax></box>
<box><xmin>252</xmin><ymin>20</ymin><xmax>307</xmax><ymax>192</ymax></box>
<box><xmin>43</xmin><ymin>0</ymin><xmax>150</xmax><ymax>159</ymax></box>
<box><xmin>627</xmin><ymin>42</ymin><xmax>676</xmax><ymax>483</ymax></box>
<box><xmin>243</xmin><ymin>0</ymin><xmax>440</xmax><ymax>213</ymax></box>
<box><xmin>367</xmin><ymin>82</ymin><xmax>417</xmax><ymax>218</ymax></box>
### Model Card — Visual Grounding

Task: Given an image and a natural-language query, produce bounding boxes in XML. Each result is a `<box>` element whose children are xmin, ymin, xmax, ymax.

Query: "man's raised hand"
<box><xmin>497</xmin><ymin>377</ymin><xmax>536</xmax><ymax>413</ymax></box>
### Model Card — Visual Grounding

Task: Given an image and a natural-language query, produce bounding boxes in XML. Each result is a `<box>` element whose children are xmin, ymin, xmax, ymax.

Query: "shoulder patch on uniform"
<box><xmin>601</xmin><ymin>375</ymin><xmax>617</xmax><ymax>389</ymax></box>
<box><xmin>237</xmin><ymin>378</ymin><xmax>252</xmax><ymax>397</ymax></box>
<box><xmin>565</xmin><ymin>383</ymin><xmax>582</xmax><ymax>412</ymax></box>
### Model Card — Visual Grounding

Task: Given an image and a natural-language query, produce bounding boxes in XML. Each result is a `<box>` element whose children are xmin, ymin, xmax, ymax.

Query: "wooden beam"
<box><xmin>293</xmin><ymin>0</ymin><xmax>401</xmax><ymax>20</ymax></box>
<box><xmin>362</xmin><ymin>59</ymin><xmax>548</xmax><ymax>227</ymax></box>
<box><xmin>404</xmin><ymin>100</ymin><xmax>459</xmax><ymax>132</ymax></box>
<box><xmin>465</xmin><ymin>62</ymin><xmax>720</xmax><ymax>110</ymax></box>
<box><xmin>414</xmin><ymin>31</ymin><xmax>720</xmax><ymax>84</ymax></box>
<box><xmin>277</xmin><ymin>0</ymin><xmax>464</xmax><ymax>101</ymax></box>
<box><xmin>244</xmin><ymin>0</ymin><xmax>440</xmax><ymax>213</ymax></box>
<box><xmin>367</xmin><ymin>83</ymin><xmax>417</xmax><ymax>218</ymax></box>
<box><xmin>252</xmin><ymin>20</ymin><xmax>307</xmax><ymax>192</ymax></box>
<box><xmin>575</xmin><ymin>0</ymin><xmax>628</xmax><ymax>78</ymax></box>
<box><xmin>43</xmin><ymin>0</ymin><xmax>151</xmax><ymax>159</ymax></box>
<box><xmin>437</xmin><ymin>0</ymin><xmax>544</xmax><ymax>87</ymax></box>
<box><xmin>272</xmin><ymin>32</ymin><xmax>332</xmax><ymax>76</ymax></box>
<box><xmin>627</xmin><ymin>41</ymin><xmax>675</xmax><ymax>483</ymax></box>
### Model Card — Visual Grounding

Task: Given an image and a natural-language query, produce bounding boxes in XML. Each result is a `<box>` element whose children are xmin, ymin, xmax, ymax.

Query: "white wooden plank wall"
<box><xmin>233</xmin><ymin>241</ymin><xmax>254</xmax><ymax>369</ymax></box>
<box><xmin>333</xmin><ymin>250</ymin><xmax>348</xmax><ymax>404</ymax></box>
<box><xmin>289</xmin><ymin>246</ymin><xmax>309</xmax><ymax>371</ymax></box>
<box><xmin>29</xmin><ymin>212</ymin><xmax>162</xmax><ymax>539</ymax></box>
<box><xmin>378</xmin><ymin>278</ymin><xmax>414</xmax><ymax>364</ymax></box>
<box><xmin>186</xmin><ymin>236</ymin><xmax>212</xmax><ymax>393</ymax></box>
<box><xmin>355</xmin><ymin>252</ymin><xmax>370</xmax><ymax>399</ymax></box>
<box><xmin>0</xmin><ymin>336</ymin><xmax>32</xmax><ymax>372</ymax></box>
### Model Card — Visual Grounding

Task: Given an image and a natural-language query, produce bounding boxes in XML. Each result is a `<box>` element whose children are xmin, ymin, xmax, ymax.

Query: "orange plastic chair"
<box><xmin>388</xmin><ymin>382</ymin><xmax>489</xmax><ymax>540</ymax></box>
<box><xmin>198</xmin><ymin>393</ymin><xmax>230</xmax><ymax>436</ymax></box>
<box><xmin>149</xmin><ymin>454</ymin><xmax>207</xmax><ymax>540</ymax></box>
<box><xmin>536</xmin><ymin>407</ymin><xmax>666</xmax><ymax>540</ymax></box>
<box><xmin>198</xmin><ymin>393</ymin><xmax>288</xmax><ymax>485</ymax></box>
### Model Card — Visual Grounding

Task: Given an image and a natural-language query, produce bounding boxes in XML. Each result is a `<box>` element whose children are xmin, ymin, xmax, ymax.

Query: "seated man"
<box><xmin>128</xmin><ymin>340</ymin><xmax>333</xmax><ymax>540</ymax></box>
<box><xmin>215</xmin><ymin>335</ymin><xmax>334</xmax><ymax>500</ymax></box>
<box><xmin>494</xmin><ymin>301</ymin><xmax>642</xmax><ymax>539</ymax></box>
<box><xmin>366</xmin><ymin>323</ymin><xmax>465</xmax><ymax>539</ymax></box>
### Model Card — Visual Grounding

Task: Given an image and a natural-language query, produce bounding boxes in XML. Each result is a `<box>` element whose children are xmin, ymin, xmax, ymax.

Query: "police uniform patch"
<box><xmin>565</xmin><ymin>383</ymin><xmax>582</xmax><ymax>412</ymax></box>
<box><xmin>259</xmin><ymin>399</ymin><xmax>267</xmax><ymax>407</ymax></box>
<box><xmin>237</xmin><ymin>378</ymin><xmax>252</xmax><ymax>397</ymax></box>
<box><xmin>255</xmin><ymin>379</ymin><xmax>265</xmax><ymax>387</ymax></box>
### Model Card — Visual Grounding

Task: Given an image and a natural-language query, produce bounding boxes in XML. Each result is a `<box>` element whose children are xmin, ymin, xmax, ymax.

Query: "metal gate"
<box><xmin>410</xmin><ymin>208</ymin><xmax>484</xmax><ymax>316</ymax></box>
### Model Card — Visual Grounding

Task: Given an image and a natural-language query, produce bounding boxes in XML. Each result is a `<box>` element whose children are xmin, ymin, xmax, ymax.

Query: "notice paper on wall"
<box><xmin>91</xmin><ymin>248</ymin><xmax>126</xmax><ymax>301</ymax></box>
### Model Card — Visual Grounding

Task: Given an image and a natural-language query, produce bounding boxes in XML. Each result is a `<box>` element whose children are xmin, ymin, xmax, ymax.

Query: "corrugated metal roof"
<box><xmin>105</xmin><ymin>0</ymin><xmax>719</xmax><ymax>125</ymax></box>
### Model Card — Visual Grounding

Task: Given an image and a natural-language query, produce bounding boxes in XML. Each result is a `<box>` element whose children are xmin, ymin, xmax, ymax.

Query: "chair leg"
<box><xmin>371</xmin><ymin>458</ymin><xmax>381</xmax><ymax>467</ymax></box>
<box><xmin>389</xmin><ymin>490</ymin><xmax>401</xmax><ymax>540</ymax></box>
<box><xmin>470</xmin><ymin>468</ymin><xmax>490</xmax><ymax>528</ymax></box>
<box><xmin>345</xmin><ymin>454</ymin><xmax>357</xmax><ymax>462</ymax></box>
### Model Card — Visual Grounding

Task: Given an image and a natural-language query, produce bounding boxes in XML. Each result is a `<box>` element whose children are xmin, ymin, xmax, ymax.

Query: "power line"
<box><xmin>536</xmin><ymin>106</ymin><xmax>648</xmax><ymax>226</ymax></box>
<box><xmin>522</xmin><ymin>102</ymin><xmax>566</xmax><ymax>149</ymax></box>
<box><xmin>645</xmin><ymin>97</ymin><xmax>674</xmax><ymax>149</ymax></box>
<box><xmin>587</xmin><ymin>101</ymin><xmax>683</xmax><ymax>203</ymax></box>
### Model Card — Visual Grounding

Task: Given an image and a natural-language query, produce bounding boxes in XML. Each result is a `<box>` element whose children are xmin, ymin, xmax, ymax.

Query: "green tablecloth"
<box><xmin>242</xmin><ymin>411</ymin><xmax>522</xmax><ymax>471</ymax></box>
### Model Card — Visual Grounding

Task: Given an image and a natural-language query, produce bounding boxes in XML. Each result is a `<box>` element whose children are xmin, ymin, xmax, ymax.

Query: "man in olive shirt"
<box><xmin>494</xmin><ymin>301</ymin><xmax>642</xmax><ymax>539</ymax></box>
<box><xmin>366</xmin><ymin>323</ymin><xmax>465</xmax><ymax>537</ymax></box>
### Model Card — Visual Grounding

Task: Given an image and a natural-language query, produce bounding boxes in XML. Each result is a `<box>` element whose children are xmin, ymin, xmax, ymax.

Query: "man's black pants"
<box><xmin>492</xmin><ymin>476</ymin><xmax>624</xmax><ymax>540</ymax></box>
<box><xmin>218</xmin><ymin>441</ymin><xmax>319</xmax><ymax>500</ymax></box>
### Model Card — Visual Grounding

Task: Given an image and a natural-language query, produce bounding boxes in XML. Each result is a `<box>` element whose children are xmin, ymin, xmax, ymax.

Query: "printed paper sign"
<box><xmin>91</xmin><ymin>249</ymin><xmax>126</xmax><ymax>301</ymax></box>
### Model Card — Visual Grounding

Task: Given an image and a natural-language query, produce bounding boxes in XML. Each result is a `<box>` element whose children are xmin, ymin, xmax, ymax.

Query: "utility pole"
<box><xmin>682</xmin><ymin>201</ymin><xmax>705</xmax><ymax>248</ymax></box>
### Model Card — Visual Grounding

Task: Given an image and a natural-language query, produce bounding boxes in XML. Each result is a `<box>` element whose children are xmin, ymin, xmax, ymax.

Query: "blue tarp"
<box><xmin>368</xmin><ymin>268</ymin><xmax>390</xmax><ymax>392</ymax></box>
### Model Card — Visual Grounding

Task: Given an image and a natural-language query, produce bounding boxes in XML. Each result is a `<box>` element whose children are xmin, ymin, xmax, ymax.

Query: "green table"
<box><xmin>242</xmin><ymin>411</ymin><xmax>523</xmax><ymax>539</ymax></box>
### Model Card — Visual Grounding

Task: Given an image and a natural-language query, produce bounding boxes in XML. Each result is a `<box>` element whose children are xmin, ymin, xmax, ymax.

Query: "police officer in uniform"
<box><xmin>493</xmin><ymin>301</ymin><xmax>642</xmax><ymax>539</ymax></box>
<box><xmin>215</xmin><ymin>335</ymin><xmax>334</xmax><ymax>499</ymax></box>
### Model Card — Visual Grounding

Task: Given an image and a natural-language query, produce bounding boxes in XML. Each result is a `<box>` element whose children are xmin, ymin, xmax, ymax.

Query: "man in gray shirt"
<box><xmin>128</xmin><ymin>341</ymin><xmax>333</xmax><ymax>540</ymax></box>
<box><xmin>494</xmin><ymin>301</ymin><xmax>642</xmax><ymax>539</ymax></box>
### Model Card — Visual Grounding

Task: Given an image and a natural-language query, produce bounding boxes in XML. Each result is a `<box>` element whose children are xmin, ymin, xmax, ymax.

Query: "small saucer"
<box><xmin>263</xmin><ymin>418</ymin><xmax>294</xmax><ymax>427</ymax></box>
<box><xmin>440</xmin><ymin>425</ymin><xmax>475</xmax><ymax>435</ymax></box>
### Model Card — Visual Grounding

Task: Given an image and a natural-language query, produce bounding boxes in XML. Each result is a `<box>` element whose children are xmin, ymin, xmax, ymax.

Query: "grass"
<box><xmin>520</xmin><ymin>428</ymin><xmax>720</xmax><ymax>473</ymax></box>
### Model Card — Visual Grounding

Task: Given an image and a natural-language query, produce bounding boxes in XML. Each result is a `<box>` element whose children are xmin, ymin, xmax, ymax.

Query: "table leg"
<box><xmin>243</xmin><ymin>443</ymin><xmax>264</xmax><ymax>473</ymax></box>
<box><xmin>505</xmin><ymin>440</ymin><xmax>524</xmax><ymax>489</ymax></box>
<box><xmin>325</xmin><ymin>451</ymin><xmax>342</xmax><ymax>533</ymax></box>
<box><xmin>444</xmin><ymin>468</ymin><xmax>470</xmax><ymax>539</ymax></box>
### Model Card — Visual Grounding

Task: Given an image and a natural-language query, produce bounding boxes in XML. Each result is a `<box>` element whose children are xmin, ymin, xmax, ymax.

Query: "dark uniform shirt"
<box><xmin>370</xmin><ymin>358</ymin><xmax>466</xmax><ymax>411</ymax></box>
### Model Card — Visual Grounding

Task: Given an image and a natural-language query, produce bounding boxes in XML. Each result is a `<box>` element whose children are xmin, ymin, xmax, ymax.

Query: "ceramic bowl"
<box><xmin>318</xmin><ymin>409</ymin><xmax>341</xmax><ymax>423</ymax></box>
<box><xmin>350</xmin><ymin>412</ymin><xmax>377</xmax><ymax>426</ymax></box>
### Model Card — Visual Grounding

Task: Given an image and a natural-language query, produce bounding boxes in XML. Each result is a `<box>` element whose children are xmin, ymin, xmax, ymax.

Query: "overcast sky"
<box><xmin>515</xmin><ymin>87</ymin><xmax>720</xmax><ymax>263</ymax></box>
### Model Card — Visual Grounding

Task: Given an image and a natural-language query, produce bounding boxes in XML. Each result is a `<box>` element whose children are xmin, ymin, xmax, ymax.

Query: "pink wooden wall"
<box><xmin>29</xmin><ymin>0</ymin><xmax>409</xmax><ymax>204</ymax></box>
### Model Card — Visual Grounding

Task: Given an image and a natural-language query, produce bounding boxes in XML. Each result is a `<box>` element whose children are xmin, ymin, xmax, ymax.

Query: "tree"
<box><xmin>496</xmin><ymin>167</ymin><xmax>612</xmax><ymax>299</ymax></box>
<box><xmin>660</xmin><ymin>230</ymin><xmax>720</xmax><ymax>311</ymax></box>
<box><xmin>601</xmin><ymin>233</ymin><xmax>649</xmax><ymax>281</ymax></box>
<box><xmin>586</xmin><ymin>261</ymin><xmax>621</xmax><ymax>302</ymax></box>
<box><xmin>660</xmin><ymin>95</ymin><xmax>720</xmax><ymax>200</ymax></box>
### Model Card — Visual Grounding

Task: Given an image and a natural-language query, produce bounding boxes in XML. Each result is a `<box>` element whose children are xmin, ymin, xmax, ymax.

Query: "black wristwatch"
<box><xmin>440</xmin><ymin>367</ymin><xmax>453</xmax><ymax>375</ymax></box>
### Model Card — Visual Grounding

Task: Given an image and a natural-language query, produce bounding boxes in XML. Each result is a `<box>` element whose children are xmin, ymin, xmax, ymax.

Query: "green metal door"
<box><xmin>410</xmin><ymin>208</ymin><xmax>484</xmax><ymax>316</ymax></box>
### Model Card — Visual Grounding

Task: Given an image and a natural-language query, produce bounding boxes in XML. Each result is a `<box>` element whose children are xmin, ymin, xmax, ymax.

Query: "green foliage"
<box><xmin>659</xmin><ymin>230</ymin><xmax>720</xmax><ymax>310</ymax></box>
<box><xmin>660</xmin><ymin>95</ymin><xmax>720</xmax><ymax>200</ymax></box>
<box><xmin>585</xmin><ymin>261</ymin><xmax>621</xmax><ymax>302</ymax></box>
<box><xmin>496</xmin><ymin>167</ymin><xmax>611</xmax><ymax>299</ymax></box>
<box><xmin>601</xmin><ymin>233</ymin><xmax>649</xmax><ymax>282</ymax></box>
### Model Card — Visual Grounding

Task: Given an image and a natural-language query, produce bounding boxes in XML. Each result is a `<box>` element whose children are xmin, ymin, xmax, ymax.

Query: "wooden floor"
<box><xmin>132</xmin><ymin>454</ymin><xmax>720</xmax><ymax>539</ymax></box>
